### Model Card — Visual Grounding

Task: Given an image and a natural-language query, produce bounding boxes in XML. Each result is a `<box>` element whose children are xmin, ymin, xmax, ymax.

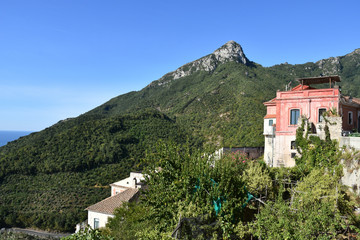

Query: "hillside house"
<box><xmin>85</xmin><ymin>172</ymin><xmax>144</xmax><ymax>229</ymax></box>
<box><xmin>263</xmin><ymin>76</ymin><xmax>360</xmax><ymax>167</ymax></box>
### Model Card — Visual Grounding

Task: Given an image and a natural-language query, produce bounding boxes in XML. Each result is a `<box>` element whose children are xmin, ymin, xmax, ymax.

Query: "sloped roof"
<box><xmin>263</xmin><ymin>98</ymin><xmax>276</xmax><ymax>105</ymax></box>
<box><xmin>353</xmin><ymin>97</ymin><xmax>360</xmax><ymax>105</ymax></box>
<box><xmin>86</xmin><ymin>188</ymin><xmax>139</xmax><ymax>215</ymax></box>
<box><xmin>264</xmin><ymin>114</ymin><xmax>276</xmax><ymax>119</ymax></box>
<box><xmin>342</xmin><ymin>96</ymin><xmax>360</xmax><ymax>106</ymax></box>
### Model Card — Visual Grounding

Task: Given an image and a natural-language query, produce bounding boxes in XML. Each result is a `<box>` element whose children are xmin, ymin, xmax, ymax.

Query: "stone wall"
<box><xmin>340</xmin><ymin>137</ymin><xmax>360</xmax><ymax>150</ymax></box>
<box><xmin>341</xmin><ymin>158</ymin><xmax>360</xmax><ymax>195</ymax></box>
<box><xmin>315</xmin><ymin>116</ymin><xmax>342</xmax><ymax>141</ymax></box>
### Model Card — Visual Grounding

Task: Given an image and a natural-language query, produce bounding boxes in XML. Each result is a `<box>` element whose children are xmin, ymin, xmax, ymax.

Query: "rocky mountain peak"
<box><xmin>150</xmin><ymin>41</ymin><xmax>250</xmax><ymax>87</ymax></box>
<box><xmin>316</xmin><ymin>48</ymin><xmax>360</xmax><ymax>75</ymax></box>
<box><xmin>213</xmin><ymin>40</ymin><xmax>248</xmax><ymax>65</ymax></box>
<box><xmin>345</xmin><ymin>48</ymin><xmax>360</xmax><ymax>58</ymax></box>
<box><xmin>316</xmin><ymin>57</ymin><xmax>342</xmax><ymax>75</ymax></box>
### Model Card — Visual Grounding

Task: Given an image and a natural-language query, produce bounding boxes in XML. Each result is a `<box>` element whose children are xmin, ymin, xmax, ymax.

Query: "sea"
<box><xmin>0</xmin><ymin>131</ymin><xmax>33</xmax><ymax>147</ymax></box>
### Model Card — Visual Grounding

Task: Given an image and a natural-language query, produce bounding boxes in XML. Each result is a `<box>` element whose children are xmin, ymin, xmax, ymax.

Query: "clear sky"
<box><xmin>0</xmin><ymin>0</ymin><xmax>359</xmax><ymax>131</ymax></box>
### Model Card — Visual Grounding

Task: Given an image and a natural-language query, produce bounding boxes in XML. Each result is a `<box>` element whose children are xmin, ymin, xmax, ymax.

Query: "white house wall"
<box><xmin>274</xmin><ymin>135</ymin><xmax>296</xmax><ymax>167</ymax></box>
<box><xmin>111</xmin><ymin>172</ymin><xmax>144</xmax><ymax>190</ymax></box>
<box><xmin>263</xmin><ymin>118</ymin><xmax>276</xmax><ymax>135</ymax></box>
<box><xmin>264</xmin><ymin>136</ymin><xmax>275</xmax><ymax>166</ymax></box>
<box><xmin>88</xmin><ymin>211</ymin><xmax>114</xmax><ymax>229</ymax></box>
<box><xmin>263</xmin><ymin>118</ymin><xmax>276</xmax><ymax>166</ymax></box>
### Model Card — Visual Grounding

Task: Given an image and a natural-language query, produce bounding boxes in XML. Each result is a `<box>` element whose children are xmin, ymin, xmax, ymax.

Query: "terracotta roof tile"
<box><xmin>264</xmin><ymin>114</ymin><xmax>276</xmax><ymax>119</ymax></box>
<box><xmin>344</xmin><ymin>96</ymin><xmax>360</xmax><ymax>105</ymax></box>
<box><xmin>353</xmin><ymin>97</ymin><xmax>360</xmax><ymax>105</ymax></box>
<box><xmin>86</xmin><ymin>188</ymin><xmax>139</xmax><ymax>215</ymax></box>
<box><xmin>264</xmin><ymin>98</ymin><xmax>276</xmax><ymax>105</ymax></box>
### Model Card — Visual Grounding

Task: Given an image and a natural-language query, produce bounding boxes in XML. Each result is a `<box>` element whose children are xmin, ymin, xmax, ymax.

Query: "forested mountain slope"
<box><xmin>88</xmin><ymin>42</ymin><xmax>360</xmax><ymax>146</ymax></box>
<box><xmin>0</xmin><ymin>111</ymin><xmax>194</xmax><ymax>231</ymax></box>
<box><xmin>0</xmin><ymin>41</ymin><xmax>359</xmax><ymax>231</ymax></box>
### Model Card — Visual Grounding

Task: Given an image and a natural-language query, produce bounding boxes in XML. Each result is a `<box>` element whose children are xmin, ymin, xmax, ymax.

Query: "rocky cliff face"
<box><xmin>316</xmin><ymin>48</ymin><xmax>360</xmax><ymax>76</ymax></box>
<box><xmin>149</xmin><ymin>40</ymin><xmax>250</xmax><ymax>87</ymax></box>
<box><xmin>316</xmin><ymin>57</ymin><xmax>342</xmax><ymax>75</ymax></box>
<box><xmin>345</xmin><ymin>48</ymin><xmax>360</xmax><ymax>58</ymax></box>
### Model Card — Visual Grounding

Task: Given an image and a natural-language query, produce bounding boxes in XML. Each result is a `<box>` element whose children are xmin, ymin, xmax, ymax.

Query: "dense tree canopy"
<box><xmin>103</xmin><ymin>141</ymin><xmax>360</xmax><ymax>239</ymax></box>
<box><xmin>0</xmin><ymin>110</ymin><xmax>196</xmax><ymax>232</ymax></box>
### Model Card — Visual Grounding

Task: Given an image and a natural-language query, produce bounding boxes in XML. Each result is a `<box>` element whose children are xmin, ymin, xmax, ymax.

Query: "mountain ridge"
<box><xmin>147</xmin><ymin>40</ymin><xmax>251</xmax><ymax>88</ymax></box>
<box><xmin>0</xmin><ymin>41</ymin><xmax>360</xmax><ymax>231</ymax></box>
<box><xmin>88</xmin><ymin>41</ymin><xmax>360</xmax><ymax>117</ymax></box>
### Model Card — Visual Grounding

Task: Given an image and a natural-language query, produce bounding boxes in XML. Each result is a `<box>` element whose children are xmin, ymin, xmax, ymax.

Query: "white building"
<box><xmin>85</xmin><ymin>172</ymin><xmax>144</xmax><ymax>229</ymax></box>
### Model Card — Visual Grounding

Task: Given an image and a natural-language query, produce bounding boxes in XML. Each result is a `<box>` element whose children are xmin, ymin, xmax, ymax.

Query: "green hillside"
<box><xmin>0</xmin><ymin>41</ymin><xmax>359</xmax><ymax>231</ymax></box>
<box><xmin>0</xmin><ymin>110</ymin><xmax>195</xmax><ymax>231</ymax></box>
<box><xmin>87</xmin><ymin>45</ymin><xmax>360</xmax><ymax>147</ymax></box>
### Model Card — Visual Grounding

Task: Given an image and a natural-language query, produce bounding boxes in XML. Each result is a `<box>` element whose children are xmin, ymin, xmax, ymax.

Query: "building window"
<box><xmin>290</xmin><ymin>141</ymin><xmax>296</xmax><ymax>150</ymax></box>
<box><xmin>269</xmin><ymin>119</ymin><xmax>273</xmax><ymax>126</ymax></box>
<box><xmin>94</xmin><ymin>218</ymin><xmax>100</xmax><ymax>229</ymax></box>
<box><xmin>318</xmin><ymin>108</ymin><xmax>327</xmax><ymax>122</ymax></box>
<box><xmin>290</xmin><ymin>109</ymin><xmax>300</xmax><ymax>125</ymax></box>
<box><xmin>349</xmin><ymin>112</ymin><xmax>353</xmax><ymax>125</ymax></box>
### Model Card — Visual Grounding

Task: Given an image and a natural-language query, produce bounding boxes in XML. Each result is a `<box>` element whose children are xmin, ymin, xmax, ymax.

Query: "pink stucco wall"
<box><xmin>275</xmin><ymin>88</ymin><xmax>340</xmax><ymax>136</ymax></box>
<box><xmin>266</xmin><ymin>104</ymin><xmax>276</xmax><ymax>115</ymax></box>
<box><xmin>264</xmin><ymin>81</ymin><xmax>360</xmax><ymax>167</ymax></box>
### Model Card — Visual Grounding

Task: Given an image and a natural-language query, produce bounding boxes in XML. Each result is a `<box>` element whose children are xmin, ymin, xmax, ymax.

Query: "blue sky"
<box><xmin>0</xmin><ymin>0</ymin><xmax>359</xmax><ymax>131</ymax></box>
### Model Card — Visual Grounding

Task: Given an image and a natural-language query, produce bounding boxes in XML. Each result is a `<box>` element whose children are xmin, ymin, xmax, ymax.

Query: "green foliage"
<box><xmin>242</xmin><ymin>161</ymin><xmax>273</xmax><ymax>197</ymax></box>
<box><xmin>108</xmin><ymin>142</ymin><xmax>251</xmax><ymax>239</ymax></box>
<box><xmin>86</xmin><ymin>48</ymin><xmax>360</xmax><ymax>149</ymax></box>
<box><xmin>107</xmin><ymin>202</ymin><xmax>153</xmax><ymax>240</ymax></box>
<box><xmin>252</xmin><ymin>169</ymin><xmax>358</xmax><ymax>239</ymax></box>
<box><xmin>61</xmin><ymin>228</ymin><xmax>113</xmax><ymax>240</ymax></box>
<box><xmin>107</xmin><ymin>141</ymin><xmax>360</xmax><ymax>239</ymax></box>
<box><xmin>295</xmin><ymin>118</ymin><xmax>341</xmax><ymax>172</ymax></box>
<box><xmin>350</xmin><ymin>132</ymin><xmax>360</xmax><ymax>137</ymax></box>
<box><xmin>1</xmin><ymin>44</ymin><xmax>360</xmax><ymax>234</ymax></box>
<box><xmin>88</xmin><ymin>61</ymin><xmax>283</xmax><ymax>147</ymax></box>
<box><xmin>140</xmin><ymin>141</ymin><xmax>222</xmax><ymax>236</ymax></box>
<box><xmin>0</xmin><ymin>110</ymin><xmax>195</xmax><ymax>231</ymax></box>
<box><xmin>0</xmin><ymin>231</ymin><xmax>42</xmax><ymax>240</ymax></box>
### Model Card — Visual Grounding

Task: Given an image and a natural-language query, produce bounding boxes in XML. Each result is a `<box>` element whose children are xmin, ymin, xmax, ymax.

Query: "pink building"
<box><xmin>263</xmin><ymin>76</ymin><xmax>360</xmax><ymax>167</ymax></box>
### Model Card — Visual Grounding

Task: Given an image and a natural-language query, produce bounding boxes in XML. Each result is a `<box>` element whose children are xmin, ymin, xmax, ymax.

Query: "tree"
<box><xmin>252</xmin><ymin>169</ymin><xmax>359</xmax><ymax>239</ymax></box>
<box><xmin>108</xmin><ymin>141</ymin><xmax>251</xmax><ymax>239</ymax></box>
<box><xmin>61</xmin><ymin>228</ymin><xmax>113</xmax><ymax>240</ymax></box>
<box><xmin>295</xmin><ymin>117</ymin><xmax>341</xmax><ymax>173</ymax></box>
